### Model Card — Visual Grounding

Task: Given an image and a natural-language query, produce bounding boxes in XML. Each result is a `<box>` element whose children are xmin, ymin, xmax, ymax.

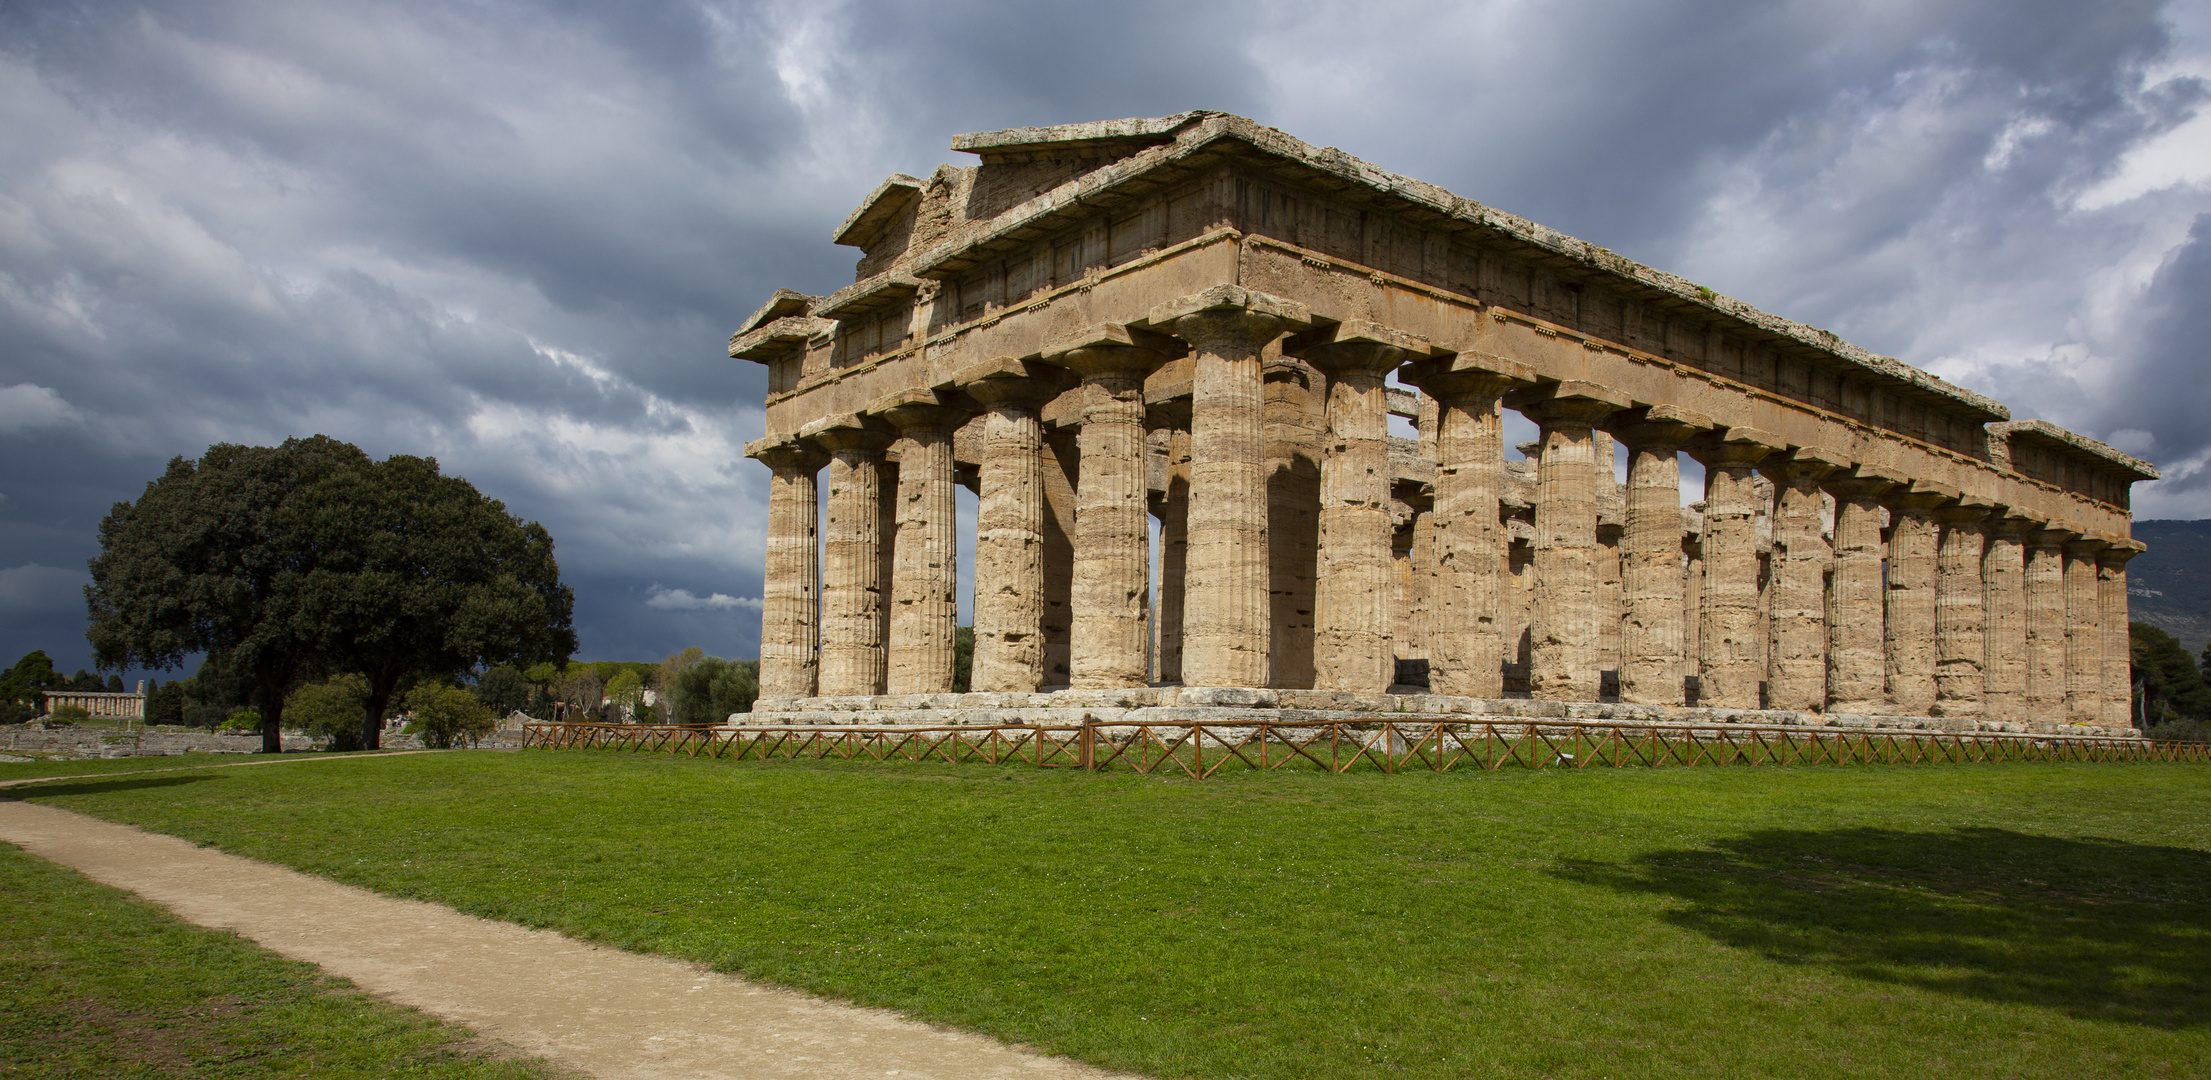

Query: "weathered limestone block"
<box><xmin>1044</xmin><ymin>324</ymin><xmax>1175</xmax><ymax>689</ymax></box>
<box><xmin>1151</xmin><ymin>285</ymin><xmax>1309</xmax><ymax>688</ymax></box>
<box><xmin>1884</xmin><ymin>483</ymin><xmax>1953</xmax><ymax>716</ymax></box>
<box><xmin>1516</xmin><ymin>381</ymin><xmax>1632</xmax><ymax>702</ymax></box>
<box><xmin>1401</xmin><ymin>353</ymin><xmax>1531</xmax><ymax>699</ymax></box>
<box><xmin>2064</xmin><ymin>536</ymin><xmax>2106</xmax><ymax>725</ymax></box>
<box><xmin>1762</xmin><ymin>447</ymin><xmax>1847</xmax><ymax>713</ymax></box>
<box><xmin>802</xmin><ymin>415</ymin><xmax>893</xmax><ymax>697</ymax></box>
<box><xmin>2100</xmin><ymin>541</ymin><xmax>2144</xmax><ymax>728</ymax></box>
<box><xmin>1980</xmin><ymin>514</ymin><xmax>2034</xmax><ymax>721</ymax></box>
<box><xmin>875</xmin><ymin>388</ymin><xmax>963</xmax><ymax>695</ymax></box>
<box><xmin>748</xmin><ymin>436</ymin><xmax>829</xmax><ymax>700</ymax></box>
<box><xmin>1289</xmin><ymin>319</ymin><xmax>1431</xmax><ymax>693</ymax></box>
<box><xmin>1932</xmin><ymin>498</ymin><xmax>1993</xmax><ymax>718</ymax></box>
<box><xmin>1686</xmin><ymin>428</ymin><xmax>1782</xmax><ymax>709</ymax></box>
<box><xmin>1611</xmin><ymin>405</ymin><xmax>1711</xmax><ymax>706</ymax></box>
<box><xmin>957</xmin><ymin>357</ymin><xmax>1061</xmax><ymax>692</ymax></box>
<box><xmin>2023</xmin><ymin>526</ymin><xmax>2071</xmax><ymax>726</ymax></box>
<box><xmin>1825</xmin><ymin>465</ymin><xmax>1903</xmax><ymax>712</ymax></box>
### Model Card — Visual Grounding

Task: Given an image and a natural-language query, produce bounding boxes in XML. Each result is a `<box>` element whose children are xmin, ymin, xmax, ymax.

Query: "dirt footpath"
<box><xmin>0</xmin><ymin>797</ymin><xmax>1136</xmax><ymax>1080</ymax></box>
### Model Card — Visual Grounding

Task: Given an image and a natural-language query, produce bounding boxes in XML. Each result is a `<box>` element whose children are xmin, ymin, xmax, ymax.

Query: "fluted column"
<box><xmin>1515</xmin><ymin>382</ymin><xmax>1632</xmax><ymax>701</ymax></box>
<box><xmin>1761</xmin><ymin>448</ymin><xmax>1847</xmax><ymax>712</ymax></box>
<box><xmin>958</xmin><ymin>358</ymin><xmax>1060</xmax><ymax>693</ymax></box>
<box><xmin>876</xmin><ymin>388</ymin><xmax>962</xmax><ymax>695</ymax></box>
<box><xmin>1401</xmin><ymin>354</ymin><xmax>1533</xmax><ymax>698</ymax></box>
<box><xmin>1884</xmin><ymin>483</ymin><xmax>1952</xmax><ymax>715</ymax></box>
<box><xmin>1150</xmin><ymin>285</ymin><xmax>1310</xmax><ymax>687</ymax></box>
<box><xmin>2100</xmin><ymin>540</ymin><xmax>2143</xmax><ymax>728</ymax></box>
<box><xmin>1152</xmin><ymin>430</ymin><xmax>1191</xmax><ymax>684</ymax></box>
<box><xmin>1980</xmin><ymin>514</ymin><xmax>2033</xmax><ymax>722</ymax></box>
<box><xmin>1044</xmin><ymin>324</ymin><xmax>1172</xmax><ymax>689</ymax></box>
<box><xmin>802</xmin><ymin>415</ymin><xmax>893</xmax><ymax>697</ymax></box>
<box><xmin>2064</xmin><ymin>536</ymin><xmax>2106</xmax><ymax>725</ymax></box>
<box><xmin>748</xmin><ymin>436</ymin><xmax>829</xmax><ymax>700</ymax></box>
<box><xmin>2024</xmin><ymin>526</ymin><xmax>2071</xmax><ymax>726</ymax></box>
<box><xmin>1932</xmin><ymin>498</ymin><xmax>1993</xmax><ymax>718</ymax></box>
<box><xmin>1610</xmin><ymin>406</ymin><xmax>1711</xmax><ymax>705</ymax></box>
<box><xmin>1289</xmin><ymin>320</ymin><xmax>1428</xmax><ymax>693</ymax></box>
<box><xmin>1825</xmin><ymin>465</ymin><xmax>1902</xmax><ymax>712</ymax></box>
<box><xmin>1685</xmin><ymin>429</ymin><xmax>1782</xmax><ymax>709</ymax></box>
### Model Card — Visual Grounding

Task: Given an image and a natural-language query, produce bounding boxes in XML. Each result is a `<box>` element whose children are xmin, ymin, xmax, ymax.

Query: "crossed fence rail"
<box><xmin>521</xmin><ymin>717</ymin><xmax>2210</xmax><ymax>779</ymax></box>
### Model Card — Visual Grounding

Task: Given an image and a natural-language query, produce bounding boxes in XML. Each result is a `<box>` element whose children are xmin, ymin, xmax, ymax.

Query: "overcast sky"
<box><xmin>4</xmin><ymin>0</ymin><xmax>2208</xmax><ymax>678</ymax></box>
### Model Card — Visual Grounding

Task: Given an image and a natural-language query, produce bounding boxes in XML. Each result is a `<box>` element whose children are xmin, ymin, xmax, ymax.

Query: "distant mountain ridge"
<box><xmin>2128</xmin><ymin>520</ymin><xmax>2211</xmax><ymax>654</ymax></box>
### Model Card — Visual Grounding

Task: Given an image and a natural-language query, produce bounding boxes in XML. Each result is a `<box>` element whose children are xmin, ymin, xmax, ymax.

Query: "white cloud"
<box><xmin>644</xmin><ymin>586</ymin><xmax>761</xmax><ymax>612</ymax></box>
<box><xmin>0</xmin><ymin>383</ymin><xmax>83</xmax><ymax>434</ymax></box>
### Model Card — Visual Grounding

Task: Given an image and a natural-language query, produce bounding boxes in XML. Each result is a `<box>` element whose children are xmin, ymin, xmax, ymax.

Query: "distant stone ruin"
<box><xmin>731</xmin><ymin>112</ymin><xmax>2156</xmax><ymax>735</ymax></box>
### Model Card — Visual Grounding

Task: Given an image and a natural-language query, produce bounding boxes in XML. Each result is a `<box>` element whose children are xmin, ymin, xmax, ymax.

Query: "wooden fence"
<box><xmin>520</xmin><ymin>718</ymin><xmax>2210</xmax><ymax>779</ymax></box>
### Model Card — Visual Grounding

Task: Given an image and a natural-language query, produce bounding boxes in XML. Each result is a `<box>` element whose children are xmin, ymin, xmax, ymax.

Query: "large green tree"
<box><xmin>86</xmin><ymin>436</ymin><xmax>575</xmax><ymax>752</ymax></box>
<box><xmin>296</xmin><ymin>453</ymin><xmax>575</xmax><ymax>748</ymax></box>
<box><xmin>86</xmin><ymin>437</ymin><xmax>372</xmax><ymax>751</ymax></box>
<box><xmin>2131</xmin><ymin>622</ymin><xmax>2211</xmax><ymax>729</ymax></box>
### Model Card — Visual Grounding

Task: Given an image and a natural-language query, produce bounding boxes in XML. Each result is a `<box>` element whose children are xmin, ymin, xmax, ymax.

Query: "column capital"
<box><xmin>1984</xmin><ymin>511</ymin><xmax>2040</xmax><ymax>540</ymax></box>
<box><xmin>1283</xmin><ymin>318</ymin><xmax>1435</xmax><ymax>378</ymax></box>
<box><xmin>1398</xmin><ymin>350</ymin><xmax>1536</xmax><ymax>403</ymax></box>
<box><xmin>746</xmin><ymin>434</ymin><xmax>829</xmax><ymax>474</ymax></box>
<box><xmin>1825</xmin><ymin>461</ymin><xmax>1907</xmax><ymax>500</ymax></box>
<box><xmin>799</xmin><ymin>413</ymin><xmax>893</xmax><ymax>454</ymax></box>
<box><xmin>1934</xmin><ymin>493</ymin><xmax>1998</xmax><ymax>525</ymax></box>
<box><xmin>2098</xmin><ymin>537</ymin><xmax>2147</xmax><ymax>566</ymax></box>
<box><xmin>1684</xmin><ymin>425</ymin><xmax>1785</xmax><ymax>468</ymax></box>
<box><xmin>1506</xmin><ymin>380</ymin><xmax>1634</xmax><ymax>426</ymax></box>
<box><xmin>1887</xmin><ymin>479</ymin><xmax>1959</xmax><ymax>515</ymax></box>
<box><xmin>2064</xmin><ymin>534</ymin><xmax>2111</xmax><ymax>557</ymax></box>
<box><xmin>955</xmin><ymin>355</ymin><xmax>1067</xmax><ymax>409</ymax></box>
<box><xmin>2028</xmin><ymin>523</ymin><xmax>2077</xmax><ymax>548</ymax></box>
<box><xmin>869</xmin><ymin>387</ymin><xmax>965</xmax><ymax>433</ymax></box>
<box><xmin>1040</xmin><ymin>323</ymin><xmax>1182</xmax><ymax>381</ymax></box>
<box><xmin>1146</xmin><ymin>285</ymin><xmax>1310</xmax><ymax>349</ymax></box>
<box><xmin>1760</xmin><ymin>445</ymin><xmax>1851</xmax><ymax>483</ymax></box>
<box><xmin>1609</xmin><ymin>403</ymin><xmax>1714</xmax><ymax>450</ymax></box>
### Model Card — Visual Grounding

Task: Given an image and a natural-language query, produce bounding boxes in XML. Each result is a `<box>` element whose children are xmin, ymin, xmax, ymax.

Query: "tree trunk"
<box><xmin>362</xmin><ymin>667</ymin><xmax>402</xmax><ymax>752</ymax></box>
<box><xmin>256</xmin><ymin>664</ymin><xmax>286</xmax><ymax>754</ymax></box>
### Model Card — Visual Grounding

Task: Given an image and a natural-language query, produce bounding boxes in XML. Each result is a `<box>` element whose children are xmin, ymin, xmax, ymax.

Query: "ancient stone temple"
<box><xmin>734</xmin><ymin>113</ymin><xmax>2156</xmax><ymax>735</ymax></box>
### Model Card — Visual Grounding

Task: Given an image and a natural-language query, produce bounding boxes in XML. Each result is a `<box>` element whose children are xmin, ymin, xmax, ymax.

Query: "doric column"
<box><xmin>1149</xmin><ymin>285</ymin><xmax>1310</xmax><ymax>687</ymax></box>
<box><xmin>956</xmin><ymin>357</ymin><xmax>1061</xmax><ymax>693</ymax></box>
<box><xmin>2100</xmin><ymin>540</ymin><xmax>2145</xmax><ymax>728</ymax></box>
<box><xmin>1043</xmin><ymin>324</ymin><xmax>1174</xmax><ymax>689</ymax></box>
<box><xmin>874</xmin><ymin>388</ymin><xmax>963</xmax><ymax>695</ymax></box>
<box><xmin>1932</xmin><ymin>496</ymin><xmax>1994</xmax><ymax>718</ymax></box>
<box><xmin>1980</xmin><ymin>513</ymin><xmax>2034</xmax><ymax>722</ymax></box>
<box><xmin>1610</xmin><ymin>405</ymin><xmax>1712</xmax><ymax>706</ymax></box>
<box><xmin>1684</xmin><ymin>428</ymin><xmax>1783</xmax><ymax>709</ymax></box>
<box><xmin>1151</xmin><ymin>430</ymin><xmax>1192</xmax><ymax>684</ymax></box>
<box><xmin>800</xmin><ymin>414</ymin><xmax>892</xmax><ymax>697</ymax></box>
<box><xmin>1287</xmin><ymin>319</ymin><xmax>1429</xmax><ymax>692</ymax></box>
<box><xmin>2024</xmin><ymin>525</ymin><xmax>2071</xmax><ymax>726</ymax></box>
<box><xmin>1760</xmin><ymin>447</ymin><xmax>1848</xmax><ymax>712</ymax></box>
<box><xmin>747</xmin><ymin>435</ymin><xmax>829</xmax><ymax>700</ymax></box>
<box><xmin>1400</xmin><ymin>353</ymin><xmax>1534</xmax><ymax>698</ymax></box>
<box><xmin>1824</xmin><ymin>464</ymin><xmax>1903</xmax><ymax>712</ymax></box>
<box><xmin>1512</xmin><ymin>381</ymin><xmax>1632</xmax><ymax>702</ymax></box>
<box><xmin>1883</xmin><ymin>483</ymin><xmax>1953</xmax><ymax>715</ymax></box>
<box><xmin>2064</xmin><ymin>536</ymin><xmax>2108</xmax><ymax>725</ymax></box>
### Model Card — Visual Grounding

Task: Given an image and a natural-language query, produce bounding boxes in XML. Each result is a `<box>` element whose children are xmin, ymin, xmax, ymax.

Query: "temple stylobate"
<box><xmin>733</xmin><ymin>112</ymin><xmax>2157</xmax><ymax>736</ymax></box>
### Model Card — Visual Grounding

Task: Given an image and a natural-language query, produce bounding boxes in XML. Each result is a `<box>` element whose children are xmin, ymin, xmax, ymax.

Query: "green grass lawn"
<box><xmin>10</xmin><ymin>751</ymin><xmax>2210</xmax><ymax>1079</ymax></box>
<box><xmin>0</xmin><ymin>749</ymin><xmax>425</xmax><ymax>784</ymax></box>
<box><xmin>0</xmin><ymin>840</ymin><xmax>562</xmax><ymax>1079</ymax></box>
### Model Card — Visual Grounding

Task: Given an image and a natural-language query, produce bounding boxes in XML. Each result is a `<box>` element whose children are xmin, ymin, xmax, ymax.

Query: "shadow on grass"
<box><xmin>1555</xmin><ymin>827</ymin><xmax>2211</xmax><ymax>1028</ymax></box>
<box><xmin>2</xmin><ymin>775</ymin><xmax>221</xmax><ymax>799</ymax></box>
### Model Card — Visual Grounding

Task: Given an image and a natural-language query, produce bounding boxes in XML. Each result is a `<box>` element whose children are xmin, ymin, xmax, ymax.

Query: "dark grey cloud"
<box><xmin>1</xmin><ymin>0</ymin><xmax>2205</xmax><ymax>679</ymax></box>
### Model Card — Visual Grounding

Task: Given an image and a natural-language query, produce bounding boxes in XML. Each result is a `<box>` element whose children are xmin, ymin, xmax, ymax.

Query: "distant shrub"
<box><xmin>218</xmin><ymin>709</ymin><xmax>262</xmax><ymax>733</ymax></box>
<box><xmin>670</xmin><ymin>657</ymin><xmax>759</xmax><ymax>724</ymax></box>
<box><xmin>405</xmin><ymin>684</ymin><xmax>496</xmax><ymax>749</ymax></box>
<box><xmin>288</xmin><ymin>675</ymin><xmax>370</xmax><ymax>751</ymax></box>
<box><xmin>47</xmin><ymin>704</ymin><xmax>89</xmax><ymax>724</ymax></box>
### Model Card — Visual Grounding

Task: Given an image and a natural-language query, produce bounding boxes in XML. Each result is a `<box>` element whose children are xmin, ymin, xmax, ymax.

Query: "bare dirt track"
<box><xmin>0</xmin><ymin>776</ymin><xmax>1137</xmax><ymax>1080</ymax></box>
